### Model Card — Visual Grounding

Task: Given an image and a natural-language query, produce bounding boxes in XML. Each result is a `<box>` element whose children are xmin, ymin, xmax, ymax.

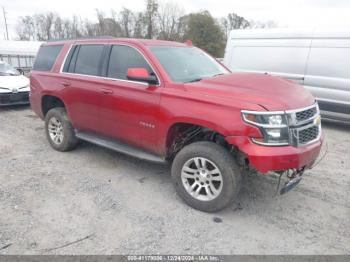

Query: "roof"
<box><xmin>229</xmin><ymin>28</ymin><xmax>350</xmax><ymax>39</ymax></box>
<box><xmin>0</xmin><ymin>40</ymin><xmax>43</xmax><ymax>56</ymax></box>
<box><xmin>44</xmin><ymin>38</ymin><xmax>187</xmax><ymax>47</ymax></box>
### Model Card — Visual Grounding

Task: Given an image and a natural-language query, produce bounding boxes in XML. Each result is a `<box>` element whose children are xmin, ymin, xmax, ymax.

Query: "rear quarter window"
<box><xmin>33</xmin><ymin>45</ymin><xmax>63</xmax><ymax>71</ymax></box>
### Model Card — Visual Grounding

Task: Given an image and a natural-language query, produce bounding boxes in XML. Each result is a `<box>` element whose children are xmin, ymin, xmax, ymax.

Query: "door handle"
<box><xmin>61</xmin><ymin>81</ymin><xmax>71</xmax><ymax>87</ymax></box>
<box><xmin>101</xmin><ymin>89</ymin><xmax>113</xmax><ymax>95</ymax></box>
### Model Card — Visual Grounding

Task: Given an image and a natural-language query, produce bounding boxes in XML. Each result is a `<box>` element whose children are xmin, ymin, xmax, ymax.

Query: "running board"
<box><xmin>76</xmin><ymin>132</ymin><xmax>166</xmax><ymax>163</ymax></box>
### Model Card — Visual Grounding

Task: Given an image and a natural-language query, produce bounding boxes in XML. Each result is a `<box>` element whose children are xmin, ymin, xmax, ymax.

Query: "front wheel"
<box><xmin>171</xmin><ymin>141</ymin><xmax>242</xmax><ymax>212</ymax></box>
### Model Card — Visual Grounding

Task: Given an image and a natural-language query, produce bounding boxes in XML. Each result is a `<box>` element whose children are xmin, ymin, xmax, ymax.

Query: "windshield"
<box><xmin>149</xmin><ymin>46</ymin><xmax>229</xmax><ymax>83</ymax></box>
<box><xmin>0</xmin><ymin>62</ymin><xmax>20</xmax><ymax>76</ymax></box>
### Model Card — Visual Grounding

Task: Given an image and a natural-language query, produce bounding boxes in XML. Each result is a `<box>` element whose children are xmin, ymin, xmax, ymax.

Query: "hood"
<box><xmin>184</xmin><ymin>73</ymin><xmax>315</xmax><ymax>111</ymax></box>
<box><xmin>0</xmin><ymin>75</ymin><xmax>29</xmax><ymax>90</ymax></box>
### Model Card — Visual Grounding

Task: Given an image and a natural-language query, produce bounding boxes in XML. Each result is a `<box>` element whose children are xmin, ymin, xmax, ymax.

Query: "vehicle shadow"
<box><xmin>77</xmin><ymin>140</ymin><xmax>281</xmax><ymax>214</ymax></box>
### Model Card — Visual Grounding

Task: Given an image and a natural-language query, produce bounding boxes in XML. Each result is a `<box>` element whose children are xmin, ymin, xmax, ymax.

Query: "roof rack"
<box><xmin>47</xmin><ymin>35</ymin><xmax>116</xmax><ymax>42</ymax></box>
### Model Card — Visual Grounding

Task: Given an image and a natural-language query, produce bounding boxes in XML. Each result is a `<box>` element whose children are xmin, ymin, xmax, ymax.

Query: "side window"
<box><xmin>72</xmin><ymin>45</ymin><xmax>104</xmax><ymax>76</ymax></box>
<box><xmin>33</xmin><ymin>45</ymin><xmax>63</xmax><ymax>71</ymax></box>
<box><xmin>107</xmin><ymin>45</ymin><xmax>152</xmax><ymax>79</ymax></box>
<box><xmin>62</xmin><ymin>45</ymin><xmax>79</xmax><ymax>73</ymax></box>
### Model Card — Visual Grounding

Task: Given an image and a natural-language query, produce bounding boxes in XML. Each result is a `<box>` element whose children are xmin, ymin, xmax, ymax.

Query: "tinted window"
<box><xmin>33</xmin><ymin>45</ymin><xmax>63</xmax><ymax>71</ymax></box>
<box><xmin>74</xmin><ymin>45</ymin><xmax>104</xmax><ymax>76</ymax></box>
<box><xmin>62</xmin><ymin>45</ymin><xmax>78</xmax><ymax>73</ymax></box>
<box><xmin>107</xmin><ymin>45</ymin><xmax>152</xmax><ymax>79</ymax></box>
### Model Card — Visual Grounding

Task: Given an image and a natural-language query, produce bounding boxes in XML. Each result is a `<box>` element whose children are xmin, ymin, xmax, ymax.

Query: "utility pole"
<box><xmin>2</xmin><ymin>6</ymin><xmax>9</xmax><ymax>40</ymax></box>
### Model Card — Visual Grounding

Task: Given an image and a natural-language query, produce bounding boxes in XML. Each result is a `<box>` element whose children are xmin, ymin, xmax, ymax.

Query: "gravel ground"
<box><xmin>0</xmin><ymin>105</ymin><xmax>349</xmax><ymax>255</ymax></box>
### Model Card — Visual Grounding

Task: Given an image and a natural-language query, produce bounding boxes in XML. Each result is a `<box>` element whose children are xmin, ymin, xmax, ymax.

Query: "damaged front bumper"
<box><xmin>276</xmin><ymin>168</ymin><xmax>305</xmax><ymax>195</ymax></box>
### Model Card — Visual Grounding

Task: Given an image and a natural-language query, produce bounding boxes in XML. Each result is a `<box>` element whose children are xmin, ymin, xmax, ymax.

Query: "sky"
<box><xmin>1</xmin><ymin>0</ymin><xmax>350</xmax><ymax>40</ymax></box>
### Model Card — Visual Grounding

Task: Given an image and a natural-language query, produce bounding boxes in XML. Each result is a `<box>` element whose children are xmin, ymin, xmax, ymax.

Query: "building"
<box><xmin>0</xmin><ymin>40</ymin><xmax>42</xmax><ymax>71</ymax></box>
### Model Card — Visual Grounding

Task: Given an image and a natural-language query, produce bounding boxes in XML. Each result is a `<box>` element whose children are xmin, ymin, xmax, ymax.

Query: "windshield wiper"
<box><xmin>185</xmin><ymin>78</ymin><xmax>203</xmax><ymax>83</ymax></box>
<box><xmin>212</xmin><ymin>73</ymin><xmax>224</xmax><ymax>77</ymax></box>
<box><xmin>185</xmin><ymin>73</ymin><xmax>224</xmax><ymax>83</ymax></box>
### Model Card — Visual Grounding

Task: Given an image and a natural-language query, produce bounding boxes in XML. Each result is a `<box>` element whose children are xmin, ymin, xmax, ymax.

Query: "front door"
<box><xmin>98</xmin><ymin>45</ymin><xmax>162</xmax><ymax>154</ymax></box>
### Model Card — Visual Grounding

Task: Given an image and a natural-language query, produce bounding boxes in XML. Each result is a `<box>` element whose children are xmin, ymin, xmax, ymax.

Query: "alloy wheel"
<box><xmin>48</xmin><ymin>117</ymin><xmax>64</xmax><ymax>145</ymax></box>
<box><xmin>181</xmin><ymin>157</ymin><xmax>223</xmax><ymax>201</ymax></box>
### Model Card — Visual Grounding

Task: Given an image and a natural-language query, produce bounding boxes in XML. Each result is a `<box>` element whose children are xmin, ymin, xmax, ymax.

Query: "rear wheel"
<box><xmin>171</xmin><ymin>141</ymin><xmax>242</xmax><ymax>212</ymax></box>
<box><xmin>45</xmin><ymin>107</ymin><xmax>79</xmax><ymax>151</ymax></box>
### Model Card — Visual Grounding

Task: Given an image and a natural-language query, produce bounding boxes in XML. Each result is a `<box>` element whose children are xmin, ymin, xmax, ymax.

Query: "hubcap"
<box><xmin>48</xmin><ymin>117</ymin><xmax>64</xmax><ymax>145</ymax></box>
<box><xmin>181</xmin><ymin>157</ymin><xmax>223</xmax><ymax>201</ymax></box>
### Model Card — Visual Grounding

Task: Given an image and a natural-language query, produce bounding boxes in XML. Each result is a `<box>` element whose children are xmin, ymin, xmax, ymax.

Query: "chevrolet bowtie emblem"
<box><xmin>314</xmin><ymin>115</ymin><xmax>321</xmax><ymax>125</ymax></box>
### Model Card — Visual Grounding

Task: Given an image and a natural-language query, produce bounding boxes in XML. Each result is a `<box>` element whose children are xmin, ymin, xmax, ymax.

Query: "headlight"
<box><xmin>242</xmin><ymin>111</ymin><xmax>290</xmax><ymax>146</ymax></box>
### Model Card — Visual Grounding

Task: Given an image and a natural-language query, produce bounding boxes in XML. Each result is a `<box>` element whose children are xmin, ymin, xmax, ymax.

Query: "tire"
<box><xmin>45</xmin><ymin>107</ymin><xmax>79</xmax><ymax>152</ymax></box>
<box><xmin>171</xmin><ymin>141</ymin><xmax>242</xmax><ymax>212</ymax></box>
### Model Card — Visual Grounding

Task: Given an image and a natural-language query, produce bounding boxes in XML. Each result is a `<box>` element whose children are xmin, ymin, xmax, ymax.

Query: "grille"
<box><xmin>298</xmin><ymin>126</ymin><xmax>319</xmax><ymax>145</ymax></box>
<box><xmin>0</xmin><ymin>92</ymin><xmax>29</xmax><ymax>104</ymax></box>
<box><xmin>295</xmin><ymin>107</ymin><xmax>317</xmax><ymax>122</ymax></box>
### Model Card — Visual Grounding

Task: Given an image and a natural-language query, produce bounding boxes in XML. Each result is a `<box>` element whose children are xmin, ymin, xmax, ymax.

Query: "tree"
<box><xmin>16</xmin><ymin>16</ymin><xmax>35</xmax><ymax>40</ymax></box>
<box><xmin>220</xmin><ymin>13</ymin><xmax>250</xmax><ymax>39</ymax></box>
<box><xmin>157</xmin><ymin>1</ymin><xmax>184</xmax><ymax>40</ymax></box>
<box><xmin>144</xmin><ymin>0</ymin><xmax>158</xmax><ymax>39</ymax></box>
<box><xmin>182</xmin><ymin>11</ymin><xmax>225</xmax><ymax>57</ymax></box>
<box><xmin>53</xmin><ymin>16</ymin><xmax>63</xmax><ymax>39</ymax></box>
<box><xmin>133</xmin><ymin>12</ymin><xmax>147</xmax><ymax>38</ymax></box>
<box><xmin>249</xmin><ymin>20</ymin><xmax>278</xmax><ymax>29</ymax></box>
<box><xmin>95</xmin><ymin>9</ymin><xmax>123</xmax><ymax>37</ymax></box>
<box><xmin>119</xmin><ymin>8</ymin><xmax>135</xmax><ymax>37</ymax></box>
<box><xmin>34</xmin><ymin>13</ymin><xmax>55</xmax><ymax>40</ymax></box>
<box><xmin>14</xmin><ymin>2</ymin><xmax>276</xmax><ymax>55</ymax></box>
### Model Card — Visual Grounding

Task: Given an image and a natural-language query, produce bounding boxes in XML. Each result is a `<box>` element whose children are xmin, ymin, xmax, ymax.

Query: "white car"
<box><xmin>0</xmin><ymin>61</ymin><xmax>30</xmax><ymax>106</ymax></box>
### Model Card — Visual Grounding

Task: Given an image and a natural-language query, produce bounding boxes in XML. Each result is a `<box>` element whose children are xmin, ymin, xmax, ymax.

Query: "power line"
<box><xmin>2</xmin><ymin>6</ymin><xmax>9</xmax><ymax>40</ymax></box>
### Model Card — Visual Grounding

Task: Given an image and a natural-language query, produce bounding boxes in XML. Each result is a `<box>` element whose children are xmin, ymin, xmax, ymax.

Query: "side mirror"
<box><xmin>127</xmin><ymin>68</ymin><xmax>158</xmax><ymax>85</ymax></box>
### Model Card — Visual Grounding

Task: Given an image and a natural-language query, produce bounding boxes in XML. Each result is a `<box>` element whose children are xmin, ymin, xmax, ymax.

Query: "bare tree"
<box><xmin>145</xmin><ymin>0</ymin><xmax>158</xmax><ymax>39</ymax></box>
<box><xmin>220</xmin><ymin>13</ymin><xmax>250</xmax><ymax>39</ymax></box>
<box><xmin>14</xmin><ymin>1</ymin><xmax>276</xmax><ymax>57</ymax></box>
<box><xmin>16</xmin><ymin>16</ymin><xmax>35</xmax><ymax>40</ymax></box>
<box><xmin>119</xmin><ymin>8</ymin><xmax>135</xmax><ymax>37</ymax></box>
<box><xmin>157</xmin><ymin>1</ymin><xmax>184</xmax><ymax>40</ymax></box>
<box><xmin>94</xmin><ymin>9</ymin><xmax>122</xmax><ymax>37</ymax></box>
<box><xmin>133</xmin><ymin>12</ymin><xmax>146</xmax><ymax>38</ymax></box>
<box><xmin>249</xmin><ymin>20</ymin><xmax>278</xmax><ymax>29</ymax></box>
<box><xmin>53</xmin><ymin>16</ymin><xmax>64</xmax><ymax>39</ymax></box>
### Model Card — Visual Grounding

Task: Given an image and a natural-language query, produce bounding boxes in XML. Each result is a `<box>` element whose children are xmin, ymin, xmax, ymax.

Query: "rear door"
<box><xmin>60</xmin><ymin>44</ymin><xmax>108</xmax><ymax>133</ymax></box>
<box><xmin>98</xmin><ymin>44</ymin><xmax>162</xmax><ymax>153</ymax></box>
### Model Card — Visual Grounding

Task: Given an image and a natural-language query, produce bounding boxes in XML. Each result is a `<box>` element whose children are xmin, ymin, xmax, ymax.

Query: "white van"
<box><xmin>223</xmin><ymin>28</ymin><xmax>350</xmax><ymax>122</ymax></box>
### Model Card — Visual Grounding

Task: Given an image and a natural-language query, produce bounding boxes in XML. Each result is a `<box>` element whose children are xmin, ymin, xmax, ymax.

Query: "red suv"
<box><xmin>30</xmin><ymin>38</ymin><xmax>323</xmax><ymax>212</ymax></box>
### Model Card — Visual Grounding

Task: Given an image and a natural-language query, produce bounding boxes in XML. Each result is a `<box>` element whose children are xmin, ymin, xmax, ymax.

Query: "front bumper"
<box><xmin>0</xmin><ymin>92</ymin><xmax>30</xmax><ymax>106</ymax></box>
<box><xmin>226</xmin><ymin>135</ymin><xmax>323</xmax><ymax>173</ymax></box>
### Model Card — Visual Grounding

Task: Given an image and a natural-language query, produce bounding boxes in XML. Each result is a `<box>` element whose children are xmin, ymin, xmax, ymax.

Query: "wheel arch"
<box><xmin>163</xmin><ymin>118</ymin><xmax>232</xmax><ymax>159</ymax></box>
<box><xmin>41</xmin><ymin>94</ymin><xmax>66</xmax><ymax>117</ymax></box>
